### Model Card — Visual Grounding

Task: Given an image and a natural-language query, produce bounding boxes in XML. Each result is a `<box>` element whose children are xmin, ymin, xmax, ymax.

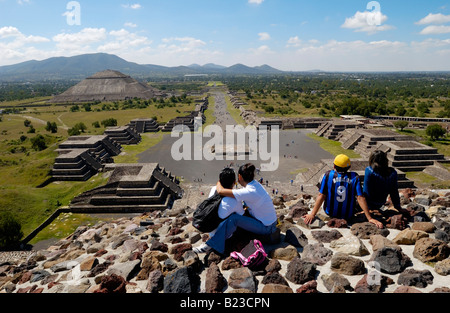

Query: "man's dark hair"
<box><xmin>334</xmin><ymin>165</ymin><xmax>350</xmax><ymax>173</ymax></box>
<box><xmin>238</xmin><ymin>163</ymin><xmax>256</xmax><ymax>183</ymax></box>
<box><xmin>220</xmin><ymin>168</ymin><xmax>236</xmax><ymax>189</ymax></box>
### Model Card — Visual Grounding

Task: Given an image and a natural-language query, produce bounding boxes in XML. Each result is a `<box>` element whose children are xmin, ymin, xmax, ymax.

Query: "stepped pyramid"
<box><xmin>49</xmin><ymin>70</ymin><xmax>162</xmax><ymax>103</ymax></box>
<box><xmin>69</xmin><ymin>163</ymin><xmax>183</xmax><ymax>212</ymax></box>
<box><xmin>52</xmin><ymin>135</ymin><xmax>122</xmax><ymax>181</ymax></box>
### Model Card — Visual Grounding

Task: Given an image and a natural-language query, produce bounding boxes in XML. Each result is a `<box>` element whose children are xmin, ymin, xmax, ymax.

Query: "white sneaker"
<box><xmin>193</xmin><ymin>243</ymin><xmax>212</xmax><ymax>254</ymax></box>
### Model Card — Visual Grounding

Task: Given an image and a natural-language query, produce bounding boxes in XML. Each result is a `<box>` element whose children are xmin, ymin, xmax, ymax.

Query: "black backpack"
<box><xmin>192</xmin><ymin>192</ymin><xmax>224</xmax><ymax>233</ymax></box>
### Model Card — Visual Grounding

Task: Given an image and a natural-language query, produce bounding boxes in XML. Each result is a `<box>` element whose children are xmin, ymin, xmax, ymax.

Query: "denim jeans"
<box><xmin>206</xmin><ymin>213</ymin><xmax>277</xmax><ymax>255</ymax></box>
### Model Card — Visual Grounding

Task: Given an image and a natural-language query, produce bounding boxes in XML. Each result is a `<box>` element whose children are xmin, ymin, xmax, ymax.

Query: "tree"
<box><xmin>31</xmin><ymin>134</ymin><xmax>47</xmax><ymax>151</ymax></box>
<box><xmin>101</xmin><ymin>118</ymin><xmax>118</xmax><ymax>127</ymax></box>
<box><xmin>0</xmin><ymin>212</ymin><xmax>24</xmax><ymax>250</ymax></box>
<box><xmin>68</xmin><ymin>122</ymin><xmax>87</xmax><ymax>136</ymax></box>
<box><xmin>24</xmin><ymin>119</ymin><xmax>31</xmax><ymax>127</ymax></box>
<box><xmin>426</xmin><ymin>124</ymin><xmax>446</xmax><ymax>141</ymax></box>
<box><xmin>45</xmin><ymin>121</ymin><xmax>58</xmax><ymax>133</ymax></box>
<box><xmin>393</xmin><ymin>121</ymin><xmax>409</xmax><ymax>131</ymax></box>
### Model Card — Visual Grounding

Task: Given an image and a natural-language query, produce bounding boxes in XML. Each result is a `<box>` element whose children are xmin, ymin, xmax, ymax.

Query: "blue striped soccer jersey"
<box><xmin>319</xmin><ymin>170</ymin><xmax>363</xmax><ymax>220</ymax></box>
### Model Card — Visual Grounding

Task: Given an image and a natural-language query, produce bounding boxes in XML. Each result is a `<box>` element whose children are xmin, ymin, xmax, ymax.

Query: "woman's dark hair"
<box><xmin>220</xmin><ymin>168</ymin><xmax>236</xmax><ymax>189</ymax></box>
<box><xmin>369</xmin><ymin>150</ymin><xmax>390</xmax><ymax>176</ymax></box>
<box><xmin>238</xmin><ymin>163</ymin><xmax>256</xmax><ymax>183</ymax></box>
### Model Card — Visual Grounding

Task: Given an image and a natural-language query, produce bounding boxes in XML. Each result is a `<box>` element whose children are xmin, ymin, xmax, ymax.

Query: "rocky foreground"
<box><xmin>1</xmin><ymin>188</ymin><xmax>449</xmax><ymax>294</ymax></box>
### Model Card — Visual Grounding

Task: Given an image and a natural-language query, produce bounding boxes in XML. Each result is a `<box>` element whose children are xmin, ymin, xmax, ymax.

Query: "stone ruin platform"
<box><xmin>52</xmin><ymin>149</ymin><xmax>103</xmax><ymax>182</ymax></box>
<box><xmin>129</xmin><ymin>118</ymin><xmax>160</xmax><ymax>133</ymax></box>
<box><xmin>162</xmin><ymin>112</ymin><xmax>205</xmax><ymax>132</ymax></box>
<box><xmin>58</xmin><ymin>135</ymin><xmax>121</xmax><ymax>162</ymax></box>
<box><xmin>52</xmin><ymin>135</ymin><xmax>122</xmax><ymax>182</ymax></box>
<box><xmin>257</xmin><ymin>118</ymin><xmax>328</xmax><ymax>131</ymax></box>
<box><xmin>381</xmin><ymin>141</ymin><xmax>447</xmax><ymax>172</ymax></box>
<box><xmin>316</xmin><ymin>120</ymin><xmax>362</xmax><ymax>140</ymax></box>
<box><xmin>69</xmin><ymin>163</ymin><xmax>183</xmax><ymax>213</ymax></box>
<box><xmin>161</xmin><ymin>99</ymin><xmax>208</xmax><ymax>133</ymax></box>
<box><xmin>104</xmin><ymin>126</ymin><xmax>141</xmax><ymax>145</ymax></box>
<box><xmin>338</xmin><ymin>129</ymin><xmax>414</xmax><ymax>157</ymax></box>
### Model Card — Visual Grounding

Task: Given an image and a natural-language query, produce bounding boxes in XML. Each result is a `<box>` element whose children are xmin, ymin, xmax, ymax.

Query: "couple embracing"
<box><xmin>194</xmin><ymin>163</ymin><xmax>278</xmax><ymax>255</ymax></box>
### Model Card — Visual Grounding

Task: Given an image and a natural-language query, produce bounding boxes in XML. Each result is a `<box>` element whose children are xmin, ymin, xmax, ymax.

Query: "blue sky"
<box><xmin>1</xmin><ymin>0</ymin><xmax>450</xmax><ymax>71</ymax></box>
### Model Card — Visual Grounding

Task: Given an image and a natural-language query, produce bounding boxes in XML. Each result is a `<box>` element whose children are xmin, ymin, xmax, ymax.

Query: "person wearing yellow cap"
<box><xmin>303</xmin><ymin>154</ymin><xmax>384</xmax><ymax>229</ymax></box>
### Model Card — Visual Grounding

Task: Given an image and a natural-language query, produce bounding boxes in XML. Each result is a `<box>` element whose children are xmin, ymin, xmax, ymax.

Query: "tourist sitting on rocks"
<box><xmin>194</xmin><ymin>163</ymin><xmax>278</xmax><ymax>255</ymax></box>
<box><xmin>363</xmin><ymin>150</ymin><xmax>410</xmax><ymax>216</ymax></box>
<box><xmin>303</xmin><ymin>154</ymin><xmax>384</xmax><ymax>229</ymax></box>
<box><xmin>206</xmin><ymin>168</ymin><xmax>245</xmax><ymax>238</ymax></box>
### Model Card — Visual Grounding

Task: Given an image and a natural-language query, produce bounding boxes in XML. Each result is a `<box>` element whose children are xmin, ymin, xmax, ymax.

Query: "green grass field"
<box><xmin>114</xmin><ymin>133</ymin><xmax>164</xmax><ymax>163</ymax></box>
<box><xmin>307</xmin><ymin>133</ymin><xmax>361</xmax><ymax>159</ymax></box>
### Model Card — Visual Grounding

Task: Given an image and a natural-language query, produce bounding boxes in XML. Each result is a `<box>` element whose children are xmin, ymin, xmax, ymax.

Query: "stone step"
<box><xmin>316</xmin><ymin>122</ymin><xmax>332</xmax><ymax>137</ymax></box>
<box><xmin>398</xmin><ymin>179</ymin><xmax>416</xmax><ymax>188</ymax></box>
<box><xmin>390</xmin><ymin>154</ymin><xmax>445</xmax><ymax>161</ymax></box>
<box><xmin>90</xmin><ymin>192</ymin><xmax>167</xmax><ymax>205</ymax></box>
<box><xmin>116</xmin><ymin>184</ymin><xmax>161</xmax><ymax>196</ymax></box>
<box><xmin>70</xmin><ymin>202</ymin><xmax>172</xmax><ymax>213</ymax></box>
<box><xmin>395</xmin><ymin>166</ymin><xmax>429</xmax><ymax>172</ymax></box>
<box><xmin>52</xmin><ymin>170</ymin><xmax>94</xmax><ymax>182</ymax></box>
<box><xmin>391</xmin><ymin>160</ymin><xmax>436</xmax><ymax>167</ymax></box>
<box><xmin>52</xmin><ymin>164</ymin><xmax>91</xmax><ymax>176</ymax></box>
<box><xmin>53</xmin><ymin>160</ymin><xmax>85</xmax><ymax>169</ymax></box>
<box><xmin>342</xmin><ymin>133</ymin><xmax>363</xmax><ymax>150</ymax></box>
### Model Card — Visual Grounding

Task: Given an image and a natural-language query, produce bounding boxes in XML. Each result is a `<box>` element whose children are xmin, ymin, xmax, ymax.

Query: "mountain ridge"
<box><xmin>0</xmin><ymin>53</ymin><xmax>286</xmax><ymax>81</ymax></box>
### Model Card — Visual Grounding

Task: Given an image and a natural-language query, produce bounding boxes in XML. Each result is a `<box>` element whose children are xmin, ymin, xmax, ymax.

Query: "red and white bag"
<box><xmin>230</xmin><ymin>239</ymin><xmax>268</xmax><ymax>269</ymax></box>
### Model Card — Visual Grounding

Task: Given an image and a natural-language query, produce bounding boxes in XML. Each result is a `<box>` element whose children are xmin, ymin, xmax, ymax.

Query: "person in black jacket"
<box><xmin>363</xmin><ymin>150</ymin><xmax>409</xmax><ymax>215</ymax></box>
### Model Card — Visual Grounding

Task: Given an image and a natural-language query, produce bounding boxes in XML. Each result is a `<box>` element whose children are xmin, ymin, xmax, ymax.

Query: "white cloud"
<box><xmin>258</xmin><ymin>32</ymin><xmax>271</xmax><ymax>41</ymax></box>
<box><xmin>416</xmin><ymin>13</ymin><xmax>450</xmax><ymax>25</ymax></box>
<box><xmin>0</xmin><ymin>26</ymin><xmax>49</xmax><ymax>45</ymax></box>
<box><xmin>99</xmin><ymin>29</ymin><xmax>151</xmax><ymax>52</ymax></box>
<box><xmin>148</xmin><ymin>36</ymin><xmax>223</xmax><ymax>66</ymax></box>
<box><xmin>53</xmin><ymin>28</ymin><xmax>107</xmax><ymax>50</ymax></box>
<box><xmin>248</xmin><ymin>0</ymin><xmax>264</xmax><ymax>5</ymax></box>
<box><xmin>0</xmin><ymin>26</ymin><xmax>52</xmax><ymax>64</ymax></box>
<box><xmin>277</xmin><ymin>38</ymin><xmax>450</xmax><ymax>71</ymax></box>
<box><xmin>0</xmin><ymin>26</ymin><xmax>22</xmax><ymax>38</ymax></box>
<box><xmin>286</xmin><ymin>36</ymin><xmax>302</xmax><ymax>47</ymax></box>
<box><xmin>161</xmin><ymin>37</ymin><xmax>206</xmax><ymax>50</ymax></box>
<box><xmin>250</xmin><ymin>45</ymin><xmax>273</xmax><ymax>55</ymax></box>
<box><xmin>17</xmin><ymin>0</ymin><xmax>31</xmax><ymax>5</ymax></box>
<box><xmin>342</xmin><ymin>10</ymin><xmax>394</xmax><ymax>34</ymax></box>
<box><xmin>124</xmin><ymin>22</ymin><xmax>138</xmax><ymax>28</ymax></box>
<box><xmin>420</xmin><ymin>25</ymin><xmax>450</xmax><ymax>35</ymax></box>
<box><xmin>122</xmin><ymin>3</ymin><xmax>141</xmax><ymax>9</ymax></box>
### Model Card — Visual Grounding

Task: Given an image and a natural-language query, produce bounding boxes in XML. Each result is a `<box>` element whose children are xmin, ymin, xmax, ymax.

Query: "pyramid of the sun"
<box><xmin>49</xmin><ymin>70</ymin><xmax>161</xmax><ymax>103</ymax></box>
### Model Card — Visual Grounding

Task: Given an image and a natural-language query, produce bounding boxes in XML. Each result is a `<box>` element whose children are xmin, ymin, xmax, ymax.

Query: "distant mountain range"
<box><xmin>0</xmin><ymin>53</ymin><xmax>285</xmax><ymax>81</ymax></box>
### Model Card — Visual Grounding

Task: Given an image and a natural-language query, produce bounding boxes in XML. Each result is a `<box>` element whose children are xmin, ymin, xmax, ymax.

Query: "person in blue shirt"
<box><xmin>363</xmin><ymin>150</ymin><xmax>409</xmax><ymax>215</ymax></box>
<box><xmin>303</xmin><ymin>154</ymin><xmax>384</xmax><ymax>229</ymax></box>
